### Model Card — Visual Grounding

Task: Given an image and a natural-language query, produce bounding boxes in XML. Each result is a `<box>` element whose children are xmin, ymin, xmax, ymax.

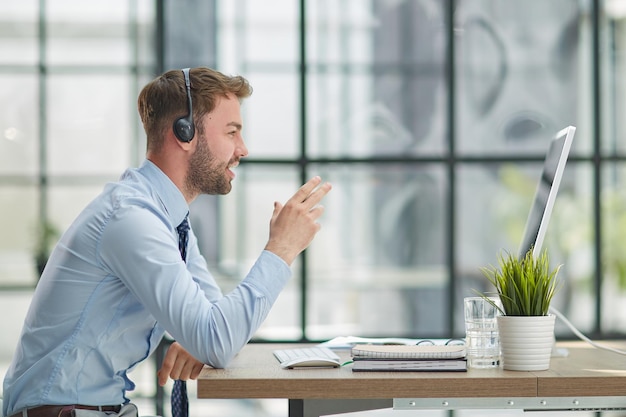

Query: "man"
<box><xmin>2</xmin><ymin>67</ymin><xmax>331</xmax><ymax>417</ymax></box>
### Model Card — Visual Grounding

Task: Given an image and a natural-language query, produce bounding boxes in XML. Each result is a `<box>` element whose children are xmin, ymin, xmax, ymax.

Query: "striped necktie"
<box><xmin>172</xmin><ymin>215</ymin><xmax>189</xmax><ymax>417</ymax></box>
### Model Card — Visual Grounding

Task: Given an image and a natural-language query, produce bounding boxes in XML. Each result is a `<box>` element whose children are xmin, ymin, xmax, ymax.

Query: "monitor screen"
<box><xmin>518</xmin><ymin>126</ymin><xmax>576</xmax><ymax>260</ymax></box>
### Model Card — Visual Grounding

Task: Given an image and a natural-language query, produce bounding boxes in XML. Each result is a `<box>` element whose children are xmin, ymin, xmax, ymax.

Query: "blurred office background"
<box><xmin>2</xmin><ymin>0</ymin><xmax>626</xmax><ymax>416</ymax></box>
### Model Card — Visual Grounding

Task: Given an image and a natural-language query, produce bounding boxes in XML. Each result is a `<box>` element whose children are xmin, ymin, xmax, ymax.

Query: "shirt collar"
<box><xmin>138</xmin><ymin>159</ymin><xmax>189</xmax><ymax>227</ymax></box>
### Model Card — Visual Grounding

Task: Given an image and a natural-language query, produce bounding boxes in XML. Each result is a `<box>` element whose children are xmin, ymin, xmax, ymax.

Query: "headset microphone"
<box><xmin>173</xmin><ymin>68</ymin><xmax>195</xmax><ymax>142</ymax></box>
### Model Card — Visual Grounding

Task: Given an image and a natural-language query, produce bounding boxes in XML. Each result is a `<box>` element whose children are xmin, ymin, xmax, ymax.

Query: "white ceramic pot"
<box><xmin>497</xmin><ymin>314</ymin><xmax>556</xmax><ymax>371</ymax></box>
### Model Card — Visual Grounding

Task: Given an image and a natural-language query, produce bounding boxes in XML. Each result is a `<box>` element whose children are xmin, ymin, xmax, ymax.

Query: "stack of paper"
<box><xmin>350</xmin><ymin>344</ymin><xmax>467</xmax><ymax>372</ymax></box>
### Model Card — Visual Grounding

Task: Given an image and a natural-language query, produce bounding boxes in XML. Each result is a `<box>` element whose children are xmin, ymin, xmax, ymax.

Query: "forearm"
<box><xmin>172</xmin><ymin>250</ymin><xmax>291</xmax><ymax>367</ymax></box>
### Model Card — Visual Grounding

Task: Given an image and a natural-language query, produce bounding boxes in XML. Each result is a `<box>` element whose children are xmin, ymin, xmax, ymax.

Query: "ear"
<box><xmin>168</xmin><ymin>128</ymin><xmax>196</xmax><ymax>151</ymax></box>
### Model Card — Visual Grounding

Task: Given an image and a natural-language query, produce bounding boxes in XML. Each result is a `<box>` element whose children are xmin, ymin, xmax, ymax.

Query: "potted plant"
<box><xmin>478</xmin><ymin>249</ymin><xmax>563</xmax><ymax>370</ymax></box>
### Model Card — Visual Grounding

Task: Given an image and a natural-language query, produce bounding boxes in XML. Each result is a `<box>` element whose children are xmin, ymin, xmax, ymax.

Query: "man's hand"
<box><xmin>157</xmin><ymin>342</ymin><xmax>204</xmax><ymax>386</ymax></box>
<box><xmin>264</xmin><ymin>176</ymin><xmax>332</xmax><ymax>265</ymax></box>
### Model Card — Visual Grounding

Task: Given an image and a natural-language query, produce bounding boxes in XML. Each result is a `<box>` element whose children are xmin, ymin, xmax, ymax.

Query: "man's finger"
<box><xmin>308</xmin><ymin>205</ymin><xmax>325</xmax><ymax>219</ymax></box>
<box><xmin>290</xmin><ymin>176</ymin><xmax>322</xmax><ymax>204</ymax></box>
<box><xmin>157</xmin><ymin>367</ymin><xmax>170</xmax><ymax>386</ymax></box>
<box><xmin>190</xmin><ymin>364</ymin><xmax>204</xmax><ymax>380</ymax></box>
<box><xmin>299</xmin><ymin>182</ymin><xmax>332</xmax><ymax>209</ymax></box>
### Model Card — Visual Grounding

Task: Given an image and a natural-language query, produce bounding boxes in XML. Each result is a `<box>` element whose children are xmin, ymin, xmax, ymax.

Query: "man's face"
<box><xmin>185</xmin><ymin>93</ymin><xmax>247</xmax><ymax>195</ymax></box>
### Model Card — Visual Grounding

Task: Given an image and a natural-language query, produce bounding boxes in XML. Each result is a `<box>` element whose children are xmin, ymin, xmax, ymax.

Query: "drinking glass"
<box><xmin>464</xmin><ymin>296</ymin><xmax>501</xmax><ymax>368</ymax></box>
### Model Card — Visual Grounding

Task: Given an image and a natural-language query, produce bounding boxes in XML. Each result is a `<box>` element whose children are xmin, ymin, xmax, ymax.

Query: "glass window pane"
<box><xmin>602</xmin><ymin>5</ymin><xmax>626</xmax><ymax>154</ymax></box>
<box><xmin>456</xmin><ymin>162</ymin><xmax>593</xmax><ymax>334</ymax></box>
<box><xmin>0</xmin><ymin>74</ymin><xmax>39</xmax><ymax>175</ymax></box>
<box><xmin>0</xmin><ymin>0</ymin><xmax>38</xmax><ymax>65</ymax></box>
<box><xmin>137</xmin><ymin>0</ymin><xmax>156</xmax><ymax>69</ymax></box>
<box><xmin>455</xmin><ymin>0</ymin><xmax>584</xmax><ymax>154</ymax></box>
<box><xmin>307</xmin><ymin>164</ymin><xmax>448</xmax><ymax>339</ymax></box>
<box><xmin>0</xmin><ymin>185</ymin><xmax>39</xmax><ymax>286</ymax></box>
<box><xmin>307</xmin><ymin>69</ymin><xmax>447</xmax><ymax>157</ymax></box>
<box><xmin>306</xmin><ymin>0</ymin><xmax>447</xmax><ymax>157</ymax></box>
<box><xmin>307</xmin><ymin>72</ymin><xmax>378</xmax><ymax>157</ymax></box>
<box><xmin>243</xmin><ymin>73</ymin><xmax>299</xmax><ymax>159</ymax></box>
<box><xmin>371</xmin><ymin>71</ymin><xmax>447</xmax><ymax>156</ymax></box>
<box><xmin>306</xmin><ymin>1</ymin><xmax>374</xmax><ymax>65</ymax></box>
<box><xmin>48</xmin><ymin>185</ymin><xmax>111</xmax><ymax>232</ymax></box>
<box><xmin>47</xmin><ymin>0</ymin><xmax>131</xmax><ymax>65</ymax></box>
<box><xmin>47</xmin><ymin>74</ymin><xmax>132</xmax><ymax>175</ymax></box>
<box><xmin>218</xmin><ymin>0</ymin><xmax>297</xmax><ymax>70</ymax></box>
<box><xmin>601</xmin><ymin>164</ymin><xmax>626</xmax><ymax>332</ymax></box>
<box><xmin>245</xmin><ymin>0</ymin><xmax>297</xmax><ymax>63</ymax></box>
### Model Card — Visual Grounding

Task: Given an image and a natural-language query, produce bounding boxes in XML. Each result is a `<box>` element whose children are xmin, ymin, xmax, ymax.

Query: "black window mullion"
<box><xmin>446</xmin><ymin>0</ymin><xmax>457</xmax><ymax>336</ymax></box>
<box><xmin>298</xmin><ymin>0</ymin><xmax>309</xmax><ymax>342</ymax></box>
<box><xmin>591</xmin><ymin>0</ymin><xmax>603</xmax><ymax>334</ymax></box>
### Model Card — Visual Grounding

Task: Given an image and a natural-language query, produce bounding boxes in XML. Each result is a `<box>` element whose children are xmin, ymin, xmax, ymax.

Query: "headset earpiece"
<box><xmin>173</xmin><ymin>68</ymin><xmax>195</xmax><ymax>143</ymax></box>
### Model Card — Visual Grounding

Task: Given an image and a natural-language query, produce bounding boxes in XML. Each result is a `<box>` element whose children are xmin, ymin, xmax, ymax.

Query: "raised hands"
<box><xmin>264</xmin><ymin>176</ymin><xmax>332</xmax><ymax>265</ymax></box>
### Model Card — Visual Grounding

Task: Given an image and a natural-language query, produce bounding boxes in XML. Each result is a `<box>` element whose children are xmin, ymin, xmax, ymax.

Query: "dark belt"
<box><xmin>9</xmin><ymin>404</ymin><xmax>122</xmax><ymax>417</ymax></box>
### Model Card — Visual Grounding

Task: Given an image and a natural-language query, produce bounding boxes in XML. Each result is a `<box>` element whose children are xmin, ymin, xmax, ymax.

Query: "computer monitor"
<box><xmin>518</xmin><ymin>125</ymin><xmax>576</xmax><ymax>260</ymax></box>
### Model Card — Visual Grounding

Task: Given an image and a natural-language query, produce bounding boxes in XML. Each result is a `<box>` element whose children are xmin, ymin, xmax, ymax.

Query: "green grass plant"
<box><xmin>479</xmin><ymin>249</ymin><xmax>562</xmax><ymax>316</ymax></box>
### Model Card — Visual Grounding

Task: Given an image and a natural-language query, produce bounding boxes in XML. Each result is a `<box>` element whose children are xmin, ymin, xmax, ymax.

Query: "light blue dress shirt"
<box><xmin>2</xmin><ymin>160</ymin><xmax>291</xmax><ymax>416</ymax></box>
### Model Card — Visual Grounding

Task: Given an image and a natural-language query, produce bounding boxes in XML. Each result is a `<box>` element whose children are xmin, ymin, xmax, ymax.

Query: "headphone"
<box><xmin>173</xmin><ymin>68</ymin><xmax>195</xmax><ymax>143</ymax></box>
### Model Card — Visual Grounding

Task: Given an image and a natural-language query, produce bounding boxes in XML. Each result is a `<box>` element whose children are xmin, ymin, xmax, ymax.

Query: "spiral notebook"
<box><xmin>351</xmin><ymin>344</ymin><xmax>466</xmax><ymax>360</ymax></box>
<box><xmin>351</xmin><ymin>345</ymin><xmax>467</xmax><ymax>372</ymax></box>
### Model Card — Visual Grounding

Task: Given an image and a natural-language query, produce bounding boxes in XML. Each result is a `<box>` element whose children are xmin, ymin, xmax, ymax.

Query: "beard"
<box><xmin>185</xmin><ymin>136</ymin><xmax>234</xmax><ymax>195</ymax></box>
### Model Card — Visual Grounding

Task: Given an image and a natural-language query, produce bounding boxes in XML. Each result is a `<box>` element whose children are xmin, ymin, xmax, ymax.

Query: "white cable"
<box><xmin>550</xmin><ymin>306</ymin><xmax>626</xmax><ymax>356</ymax></box>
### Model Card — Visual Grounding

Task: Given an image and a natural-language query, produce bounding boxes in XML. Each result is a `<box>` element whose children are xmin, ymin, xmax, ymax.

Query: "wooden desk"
<box><xmin>197</xmin><ymin>342</ymin><xmax>626</xmax><ymax>417</ymax></box>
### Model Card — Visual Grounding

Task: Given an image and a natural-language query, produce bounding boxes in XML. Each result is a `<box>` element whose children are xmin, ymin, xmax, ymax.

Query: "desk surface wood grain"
<box><xmin>538</xmin><ymin>341</ymin><xmax>626</xmax><ymax>397</ymax></box>
<box><xmin>197</xmin><ymin>343</ymin><xmax>541</xmax><ymax>399</ymax></box>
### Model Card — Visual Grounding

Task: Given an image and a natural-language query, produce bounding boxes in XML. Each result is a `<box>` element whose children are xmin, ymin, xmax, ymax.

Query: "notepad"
<box><xmin>351</xmin><ymin>344</ymin><xmax>466</xmax><ymax>359</ymax></box>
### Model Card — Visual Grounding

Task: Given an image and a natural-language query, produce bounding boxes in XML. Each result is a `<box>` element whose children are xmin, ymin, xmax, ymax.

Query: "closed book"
<box><xmin>351</xmin><ymin>344</ymin><xmax>466</xmax><ymax>360</ymax></box>
<box><xmin>352</xmin><ymin>359</ymin><xmax>467</xmax><ymax>372</ymax></box>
